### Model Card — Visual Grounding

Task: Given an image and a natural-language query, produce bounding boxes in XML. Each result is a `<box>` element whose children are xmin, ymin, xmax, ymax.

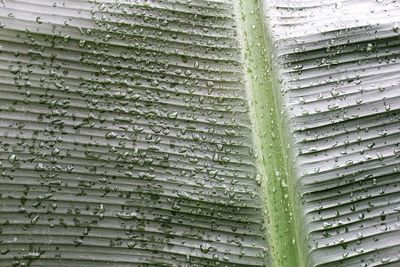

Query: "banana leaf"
<box><xmin>0</xmin><ymin>0</ymin><xmax>399</xmax><ymax>266</ymax></box>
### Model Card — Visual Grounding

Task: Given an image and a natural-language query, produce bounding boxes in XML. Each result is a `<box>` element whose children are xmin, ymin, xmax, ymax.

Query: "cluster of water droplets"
<box><xmin>0</xmin><ymin>0</ymin><xmax>269</xmax><ymax>266</ymax></box>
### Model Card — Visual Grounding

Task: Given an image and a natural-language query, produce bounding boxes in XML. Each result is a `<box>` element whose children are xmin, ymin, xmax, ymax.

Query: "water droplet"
<box><xmin>8</xmin><ymin>154</ymin><xmax>16</xmax><ymax>163</ymax></box>
<box><xmin>206</xmin><ymin>81</ymin><xmax>214</xmax><ymax>88</ymax></box>
<box><xmin>105</xmin><ymin>132</ymin><xmax>117</xmax><ymax>139</ymax></box>
<box><xmin>200</xmin><ymin>242</ymin><xmax>212</xmax><ymax>253</ymax></box>
<box><xmin>393</xmin><ymin>22</ymin><xmax>400</xmax><ymax>33</ymax></box>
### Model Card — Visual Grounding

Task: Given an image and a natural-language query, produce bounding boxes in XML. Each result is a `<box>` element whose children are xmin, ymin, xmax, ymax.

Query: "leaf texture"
<box><xmin>0</xmin><ymin>0</ymin><xmax>270</xmax><ymax>266</ymax></box>
<box><xmin>260</xmin><ymin>0</ymin><xmax>400</xmax><ymax>266</ymax></box>
<box><xmin>2</xmin><ymin>0</ymin><xmax>400</xmax><ymax>266</ymax></box>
